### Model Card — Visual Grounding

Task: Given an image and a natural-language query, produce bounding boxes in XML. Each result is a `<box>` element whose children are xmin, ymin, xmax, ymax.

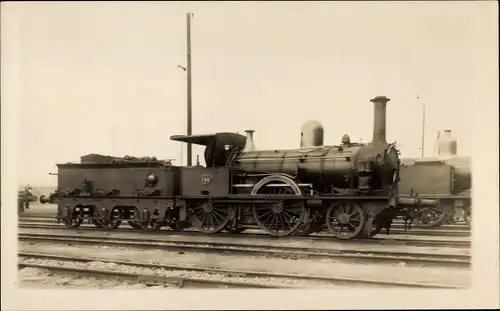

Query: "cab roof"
<box><xmin>170</xmin><ymin>132</ymin><xmax>246</xmax><ymax>147</ymax></box>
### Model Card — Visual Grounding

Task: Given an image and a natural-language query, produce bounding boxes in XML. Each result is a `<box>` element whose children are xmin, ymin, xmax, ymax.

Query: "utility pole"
<box><xmin>186</xmin><ymin>12</ymin><xmax>193</xmax><ymax>166</ymax></box>
<box><xmin>433</xmin><ymin>130</ymin><xmax>440</xmax><ymax>157</ymax></box>
<box><xmin>418</xmin><ymin>94</ymin><xmax>425</xmax><ymax>158</ymax></box>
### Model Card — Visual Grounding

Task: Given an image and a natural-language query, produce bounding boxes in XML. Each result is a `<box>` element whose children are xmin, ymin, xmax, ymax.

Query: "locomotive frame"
<box><xmin>40</xmin><ymin>96</ymin><xmax>438</xmax><ymax>240</ymax></box>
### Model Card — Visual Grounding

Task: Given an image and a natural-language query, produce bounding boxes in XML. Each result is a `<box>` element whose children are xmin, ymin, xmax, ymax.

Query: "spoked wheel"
<box><xmin>325</xmin><ymin>202</ymin><xmax>366</xmax><ymax>240</ymax></box>
<box><xmin>415</xmin><ymin>207</ymin><xmax>446</xmax><ymax>228</ymax></box>
<box><xmin>252</xmin><ymin>202</ymin><xmax>306</xmax><ymax>237</ymax></box>
<box><xmin>62</xmin><ymin>206</ymin><xmax>84</xmax><ymax>228</ymax></box>
<box><xmin>189</xmin><ymin>202</ymin><xmax>232</xmax><ymax>234</ymax></box>
<box><xmin>251</xmin><ymin>176</ymin><xmax>306</xmax><ymax>237</ymax></box>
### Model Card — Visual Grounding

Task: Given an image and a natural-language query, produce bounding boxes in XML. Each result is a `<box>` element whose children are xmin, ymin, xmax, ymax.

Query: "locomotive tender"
<box><xmin>40</xmin><ymin>96</ymin><xmax>437</xmax><ymax>239</ymax></box>
<box><xmin>398</xmin><ymin>131</ymin><xmax>472</xmax><ymax>227</ymax></box>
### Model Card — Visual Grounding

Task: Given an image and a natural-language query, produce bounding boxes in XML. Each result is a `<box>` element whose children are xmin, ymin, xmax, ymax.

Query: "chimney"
<box><xmin>370</xmin><ymin>96</ymin><xmax>391</xmax><ymax>144</ymax></box>
<box><xmin>437</xmin><ymin>129</ymin><xmax>457</xmax><ymax>159</ymax></box>
<box><xmin>242</xmin><ymin>130</ymin><xmax>256</xmax><ymax>152</ymax></box>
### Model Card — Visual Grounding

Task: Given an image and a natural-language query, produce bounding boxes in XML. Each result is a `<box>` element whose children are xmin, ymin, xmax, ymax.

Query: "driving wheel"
<box><xmin>325</xmin><ymin>202</ymin><xmax>366</xmax><ymax>240</ymax></box>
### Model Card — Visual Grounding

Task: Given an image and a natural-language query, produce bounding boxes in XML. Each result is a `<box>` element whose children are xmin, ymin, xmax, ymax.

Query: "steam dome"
<box><xmin>300</xmin><ymin>120</ymin><xmax>324</xmax><ymax>148</ymax></box>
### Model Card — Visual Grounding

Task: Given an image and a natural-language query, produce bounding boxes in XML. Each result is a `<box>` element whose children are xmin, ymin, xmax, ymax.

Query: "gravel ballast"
<box><xmin>18</xmin><ymin>241</ymin><xmax>471</xmax><ymax>288</ymax></box>
<box><xmin>18</xmin><ymin>257</ymin><xmax>355</xmax><ymax>288</ymax></box>
<box><xmin>19</xmin><ymin>227</ymin><xmax>470</xmax><ymax>257</ymax></box>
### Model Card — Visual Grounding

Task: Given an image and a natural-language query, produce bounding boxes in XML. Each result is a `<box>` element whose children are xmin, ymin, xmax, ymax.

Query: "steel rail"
<box><xmin>18</xmin><ymin>223</ymin><xmax>472</xmax><ymax>249</ymax></box>
<box><xmin>18</xmin><ymin>213</ymin><xmax>472</xmax><ymax>230</ymax></box>
<box><xmin>18</xmin><ymin>252</ymin><xmax>467</xmax><ymax>289</ymax></box>
<box><xmin>18</xmin><ymin>260</ymin><xmax>276</xmax><ymax>289</ymax></box>
<box><xmin>18</xmin><ymin>216</ymin><xmax>471</xmax><ymax>232</ymax></box>
<box><xmin>18</xmin><ymin>232</ymin><xmax>471</xmax><ymax>268</ymax></box>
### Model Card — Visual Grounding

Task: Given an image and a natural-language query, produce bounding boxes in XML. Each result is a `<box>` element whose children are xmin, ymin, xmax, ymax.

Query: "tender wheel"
<box><xmin>106</xmin><ymin>207</ymin><xmax>128</xmax><ymax>229</ymax></box>
<box><xmin>189</xmin><ymin>202</ymin><xmax>232</xmax><ymax>234</ymax></box>
<box><xmin>62</xmin><ymin>206</ymin><xmax>84</xmax><ymax>228</ymax></box>
<box><xmin>416</xmin><ymin>207</ymin><xmax>446</xmax><ymax>228</ymax></box>
<box><xmin>325</xmin><ymin>202</ymin><xmax>366</xmax><ymax>240</ymax></box>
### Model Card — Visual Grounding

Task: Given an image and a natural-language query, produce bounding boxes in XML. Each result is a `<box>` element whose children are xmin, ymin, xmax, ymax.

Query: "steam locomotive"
<box><xmin>398</xmin><ymin>131</ymin><xmax>471</xmax><ymax>227</ymax></box>
<box><xmin>39</xmin><ymin>96</ymin><xmax>437</xmax><ymax>240</ymax></box>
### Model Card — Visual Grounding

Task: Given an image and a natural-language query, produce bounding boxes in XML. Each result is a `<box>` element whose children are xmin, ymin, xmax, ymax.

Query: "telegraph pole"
<box><xmin>418</xmin><ymin>94</ymin><xmax>425</xmax><ymax>157</ymax></box>
<box><xmin>186</xmin><ymin>12</ymin><xmax>193</xmax><ymax>166</ymax></box>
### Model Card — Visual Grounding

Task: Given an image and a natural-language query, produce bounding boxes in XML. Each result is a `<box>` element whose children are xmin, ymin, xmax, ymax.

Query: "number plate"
<box><xmin>199</xmin><ymin>174</ymin><xmax>213</xmax><ymax>185</ymax></box>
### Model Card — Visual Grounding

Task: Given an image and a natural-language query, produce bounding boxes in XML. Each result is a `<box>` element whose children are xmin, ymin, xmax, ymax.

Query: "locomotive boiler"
<box><xmin>231</xmin><ymin>97</ymin><xmax>400</xmax><ymax>197</ymax></box>
<box><xmin>40</xmin><ymin>95</ymin><xmax>436</xmax><ymax>240</ymax></box>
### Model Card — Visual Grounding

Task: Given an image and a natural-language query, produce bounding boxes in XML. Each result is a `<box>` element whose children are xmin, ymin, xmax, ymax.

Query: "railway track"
<box><xmin>19</xmin><ymin>213</ymin><xmax>472</xmax><ymax>231</ymax></box>
<box><xmin>18</xmin><ymin>252</ymin><xmax>465</xmax><ymax>289</ymax></box>
<box><xmin>18</xmin><ymin>232</ymin><xmax>471</xmax><ymax>268</ymax></box>
<box><xmin>18</xmin><ymin>253</ymin><xmax>276</xmax><ymax>288</ymax></box>
<box><xmin>18</xmin><ymin>222</ymin><xmax>472</xmax><ymax>248</ymax></box>
<box><xmin>18</xmin><ymin>216</ymin><xmax>471</xmax><ymax>238</ymax></box>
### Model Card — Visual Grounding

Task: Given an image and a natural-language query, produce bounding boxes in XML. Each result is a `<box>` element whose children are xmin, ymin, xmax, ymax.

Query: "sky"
<box><xmin>1</xmin><ymin>1</ymin><xmax>497</xmax><ymax>186</ymax></box>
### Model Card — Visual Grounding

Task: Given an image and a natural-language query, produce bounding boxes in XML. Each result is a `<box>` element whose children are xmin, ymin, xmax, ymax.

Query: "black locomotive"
<box><xmin>40</xmin><ymin>96</ymin><xmax>436</xmax><ymax>240</ymax></box>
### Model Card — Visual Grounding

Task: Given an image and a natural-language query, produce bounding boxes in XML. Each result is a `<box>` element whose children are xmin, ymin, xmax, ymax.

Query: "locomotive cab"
<box><xmin>170</xmin><ymin>133</ymin><xmax>247</xmax><ymax>197</ymax></box>
<box><xmin>170</xmin><ymin>132</ymin><xmax>247</xmax><ymax>168</ymax></box>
